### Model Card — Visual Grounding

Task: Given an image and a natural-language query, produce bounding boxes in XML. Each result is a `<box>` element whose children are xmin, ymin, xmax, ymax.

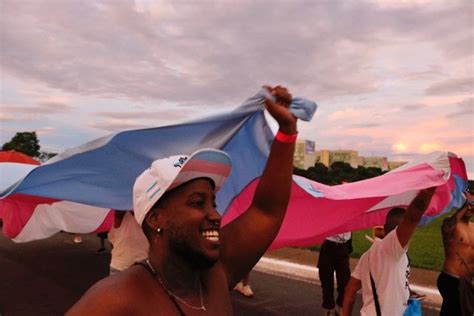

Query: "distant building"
<box><xmin>315</xmin><ymin>149</ymin><xmax>359</xmax><ymax>168</ymax></box>
<box><xmin>330</xmin><ymin>150</ymin><xmax>360</xmax><ymax>168</ymax></box>
<box><xmin>315</xmin><ymin>149</ymin><xmax>330</xmax><ymax>167</ymax></box>
<box><xmin>388</xmin><ymin>161</ymin><xmax>407</xmax><ymax>170</ymax></box>
<box><xmin>361</xmin><ymin>156</ymin><xmax>389</xmax><ymax>171</ymax></box>
<box><xmin>294</xmin><ymin>139</ymin><xmax>316</xmax><ymax>169</ymax></box>
<box><xmin>297</xmin><ymin>143</ymin><xmax>406</xmax><ymax>172</ymax></box>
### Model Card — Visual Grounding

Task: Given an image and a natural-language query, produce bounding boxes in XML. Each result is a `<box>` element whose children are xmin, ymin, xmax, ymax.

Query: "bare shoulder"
<box><xmin>66</xmin><ymin>267</ymin><xmax>152</xmax><ymax>315</ymax></box>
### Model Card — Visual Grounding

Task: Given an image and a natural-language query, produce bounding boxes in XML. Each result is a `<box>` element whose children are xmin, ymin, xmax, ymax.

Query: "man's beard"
<box><xmin>165</xmin><ymin>219</ymin><xmax>219</xmax><ymax>269</ymax></box>
<box><xmin>170</xmin><ymin>238</ymin><xmax>218</xmax><ymax>269</ymax></box>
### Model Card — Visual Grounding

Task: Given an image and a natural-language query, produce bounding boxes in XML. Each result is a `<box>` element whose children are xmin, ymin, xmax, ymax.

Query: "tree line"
<box><xmin>2</xmin><ymin>131</ymin><xmax>56</xmax><ymax>162</ymax></box>
<box><xmin>294</xmin><ymin>161</ymin><xmax>385</xmax><ymax>185</ymax></box>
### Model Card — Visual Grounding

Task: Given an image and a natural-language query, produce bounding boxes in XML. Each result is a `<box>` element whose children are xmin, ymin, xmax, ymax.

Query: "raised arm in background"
<box><xmin>396</xmin><ymin>187</ymin><xmax>436</xmax><ymax>248</ymax></box>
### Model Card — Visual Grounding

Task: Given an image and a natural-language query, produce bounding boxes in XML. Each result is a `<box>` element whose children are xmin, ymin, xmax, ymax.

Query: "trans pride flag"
<box><xmin>0</xmin><ymin>151</ymin><xmax>114</xmax><ymax>242</ymax></box>
<box><xmin>0</xmin><ymin>89</ymin><xmax>468</xmax><ymax>247</ymax></box>
<box><xmin>0</xmin><ymin>89</ymin><xmax>315</xmax><ymax>242</ymax></box>
<box><xmin>223</xmin><ymin>151</ymin><xmax>467</xmax><ymax>249</ymax></box>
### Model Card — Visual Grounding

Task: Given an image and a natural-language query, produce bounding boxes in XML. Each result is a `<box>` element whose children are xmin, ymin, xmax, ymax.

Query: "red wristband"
<box><xmin>275</xmin><ymin>130</ymin><xmax>298</xmax><ymax>143</ymax></box>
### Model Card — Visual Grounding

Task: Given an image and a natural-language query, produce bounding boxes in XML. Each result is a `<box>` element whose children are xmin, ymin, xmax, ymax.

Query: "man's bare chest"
<box><xmin>451</xmin><ymin>223</ymin><xmax>473</xmax><ymax>245</ymax></box>
<box><xmin>448</xmin><ymin>225</ymin><xmax>474</xmax><ymax>265</ymax></box>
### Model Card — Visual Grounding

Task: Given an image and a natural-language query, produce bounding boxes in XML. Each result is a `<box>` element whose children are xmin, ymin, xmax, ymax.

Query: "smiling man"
<box><xmin>67</xmin><ymin>86</ymin><xmax>298</xmax><ymax>315</ymax></box>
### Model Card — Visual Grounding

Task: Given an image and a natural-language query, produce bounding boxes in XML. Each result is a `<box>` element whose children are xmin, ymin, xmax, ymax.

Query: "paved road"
<box><xmin>232</xmin><ymin>271</ymin><xmax>438</xmax><ymax>316</ymax></box>
<box><xmin>0</xmin><ymin>230</ymin><xmax>439</xmax><ymax>315</ymax></box>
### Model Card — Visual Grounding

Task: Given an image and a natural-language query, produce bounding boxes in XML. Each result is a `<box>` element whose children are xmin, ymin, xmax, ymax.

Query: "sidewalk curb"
<box><xmin>257</xmin><ymin>256</ymin><xmax>442</xmax><ymax>311</ymax></box>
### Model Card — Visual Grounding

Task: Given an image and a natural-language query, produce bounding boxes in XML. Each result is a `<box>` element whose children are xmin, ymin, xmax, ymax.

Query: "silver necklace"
<box><xmin>145</xmin><ymin>259</ymin><xmax>206</xmax><ymax>312</ymax></box>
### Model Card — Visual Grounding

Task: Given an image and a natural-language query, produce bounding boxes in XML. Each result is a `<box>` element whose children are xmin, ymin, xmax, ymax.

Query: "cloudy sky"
<box><xmin>1</xmin><ymin>0</ymin><xmax>473</xmax><ymax>178</ymax></box>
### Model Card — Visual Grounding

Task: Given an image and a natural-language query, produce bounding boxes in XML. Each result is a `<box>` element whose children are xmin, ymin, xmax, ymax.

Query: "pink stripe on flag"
<box><xmin>0</xmin><ymin>194</ymin><xmax>58</xmax><ymax>239</ymax></box>
<box><xmin>449</xmin><ymin>156</ymin><xmax>467</xmax><ymax>179</ymax></box>
<box><xmin>94</xmin><ymin>210</ymin><xmax>114</xmax><ymax>233</ymax></box>
<box><xmin>182</xmin><ymin>160</ymin><xmax>231</xmax><ymax>177</ymax></box>
<box><xmin>223</xmin><ymin>154</ymin><xmax>465</xmax><ymax>250</ymax></box>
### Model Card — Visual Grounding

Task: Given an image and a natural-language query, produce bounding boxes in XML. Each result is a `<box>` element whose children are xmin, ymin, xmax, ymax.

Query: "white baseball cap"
<box><xmin>133</xmin><ymin>148</ymin><xmax>232</xmax><ymax>226</ymax></box>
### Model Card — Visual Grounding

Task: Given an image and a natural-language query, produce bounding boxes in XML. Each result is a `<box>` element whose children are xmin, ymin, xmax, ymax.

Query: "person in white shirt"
<box><xmin>342</xmin><ymin>187</ymin><xmax>436</xmax><ymax>316</ymax></box>
<box><xmin>108</xmin><ymin>210</ymin><xmax>149</xmax><ymax>275</ymax></box>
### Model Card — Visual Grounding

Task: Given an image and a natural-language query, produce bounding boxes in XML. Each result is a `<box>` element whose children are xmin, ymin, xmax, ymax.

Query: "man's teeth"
<box><xmin>202</xmin><ymin>230</ymin><xmax>219</xmax><ymax>241</ymax></box>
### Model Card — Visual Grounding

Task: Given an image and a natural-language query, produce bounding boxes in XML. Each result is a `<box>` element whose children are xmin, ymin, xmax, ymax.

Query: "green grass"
<box><xmin>308</xmin><ymin>210</ymin><xmax>470</xmax><ymax>271</ymax></box>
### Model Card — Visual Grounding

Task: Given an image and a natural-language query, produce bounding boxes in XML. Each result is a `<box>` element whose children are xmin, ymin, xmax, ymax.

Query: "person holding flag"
<box><xmin>68</xmin><ymin>85</ymin><xmax>299</xmax><ymax>315</ymax></box>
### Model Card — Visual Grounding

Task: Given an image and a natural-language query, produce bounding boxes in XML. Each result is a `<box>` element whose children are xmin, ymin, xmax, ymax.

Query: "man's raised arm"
<box><xmin>220</xmin><ymin>85</ymin><xmax>298</xmax><ymax>287</ymax></box>
<box><xmin>396</xmin><ymin>187</ymin><xmax>436</xmax><ymax>248</ymax></box>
